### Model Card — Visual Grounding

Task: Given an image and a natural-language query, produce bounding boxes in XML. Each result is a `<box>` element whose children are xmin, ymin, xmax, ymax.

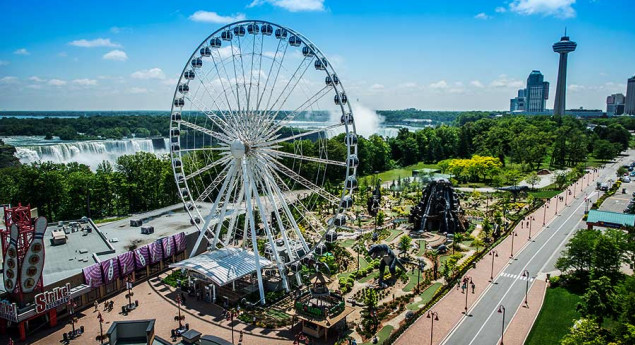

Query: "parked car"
<box><xmin>601</xmin><ymin>183</ymin><xmax>609</xmax><ymax>191</ymax></box>
<box><xmin>623</xmin><ymin>177</ymin><xmax>632</xmax><ymax>183</ymax></box>
<box><xmin>630</xmin><ymin>171</ymin><xmax>635</xmax><ymax>177</ymax></box>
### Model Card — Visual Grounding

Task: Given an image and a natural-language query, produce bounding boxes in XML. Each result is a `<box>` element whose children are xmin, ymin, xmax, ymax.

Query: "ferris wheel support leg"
<box><xmin>247</xmin><ymin>165</ymin><xmax>290</xmax><ymax>292</ymax></box>
<box><xmin>242</xmin><ymin>159</ymin><xmax>266</xmax><ymax>305</ymax></box>
<box><xmin>190</xmin><ymin>161</ymin><xmax>237</xmax><ymax>258</ymax></box>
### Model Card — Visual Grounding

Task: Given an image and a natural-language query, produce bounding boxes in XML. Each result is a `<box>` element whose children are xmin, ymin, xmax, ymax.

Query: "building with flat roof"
<box><xmin>607</xmin><ymin>93</ymin><xmax>626</xmax><ymax>116</ymax></box>
<box><xmin>586</xmin><ymin>210</ymin><xmax>635</xmax><ymax>229</ymax></box>
<box><xmin>626</xmin><ymin>75</ymin><xmax>635</xmax><ymax>115</ymax></box>
<box><xmin>510</xmin><ymin>71</ymin><xmax>549</xmax><ymax>113</ymax></box>
<box><xmin>0</xmin><ymin>204</ymin><xmax>198</xmax><ymax>341</ymax></box>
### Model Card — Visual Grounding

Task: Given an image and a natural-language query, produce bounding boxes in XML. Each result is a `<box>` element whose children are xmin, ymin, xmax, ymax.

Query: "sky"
<box><xmin>0</xmin><ymin>0</ymin><xmax>634</xmax><ymax>111</ymax></box>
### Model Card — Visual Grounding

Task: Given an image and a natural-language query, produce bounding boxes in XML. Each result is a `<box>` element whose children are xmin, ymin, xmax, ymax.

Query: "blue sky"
<box><xmin>0</xmin><ymin>0</ymin><xmax>633</xmax><ymax>111</ymax></box>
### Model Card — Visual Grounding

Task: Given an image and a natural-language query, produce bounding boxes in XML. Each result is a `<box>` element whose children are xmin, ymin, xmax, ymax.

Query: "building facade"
<box><xmin>607</xmin><ymin>93</ymin><xmax>626</xmax><ymax>116</ymax></box>
<box><xmin>626</xmin><ymin>76</ymin><xmax>635</xmax><ymax>115</ymax></box>
<box><xmin>509</xmin><ymin>71</ymin><xmax>549</xmax><ymax>112</ymax></box>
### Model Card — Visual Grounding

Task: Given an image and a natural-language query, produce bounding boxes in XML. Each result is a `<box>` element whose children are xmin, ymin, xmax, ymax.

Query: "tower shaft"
<box><xmin>554</xmin><ymin>53</ymin><xmax>569</xmax><ymax>116</ymax></box>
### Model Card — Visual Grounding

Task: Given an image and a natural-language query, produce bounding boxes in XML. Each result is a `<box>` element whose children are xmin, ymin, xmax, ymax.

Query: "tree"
<box><xmin>553</xmin><ymin>172</ymin><xmax>570</xmax><ymax>190</ymax></box>
<box><xmin>560</xmin><ymin>318</ymin><xmax>606</xmax><ymax>345</ymax></box>
<box><xmin>471</xmin><ymin>237</ymin><xmax>485</xmax><ymax>254</ymax></box>
<box><xmin>556</xmin><ymin>229</ymin><xmax>601</xmax><ymax>280</ymax></box>
<box><xmin>577</xmin><ymin>276</ymin><xmax>615</xmax><ymax>324</ymax></box>
<box><xmin>592</xmin><ymin>234</ymin><xmax>623</xmax><ymax>280</ymax></box>
<box><xmin>376</xmin><ymin>211</ymin><xmax>385</xmax><ymax>227</ymax></box>
<box><xmin>525</xmin><ymin>172</ymin><xmax>541</xmax><ymax>190</ymax></box>
<box><xmin>593</xmin><ymin>139</ymin><xmax>620</xmax><ymax>161</ymax></box>
<box><xmin>398</xmin><ymin>235</ymin><xmax>412</xmax><ymax>256</ymax></box>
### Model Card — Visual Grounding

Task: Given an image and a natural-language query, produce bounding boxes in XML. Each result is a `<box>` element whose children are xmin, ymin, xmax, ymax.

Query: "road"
<box><xmin>440</xmin><ymin>151</ymin><xmax>631</xmax><ymax>345</ymax></box>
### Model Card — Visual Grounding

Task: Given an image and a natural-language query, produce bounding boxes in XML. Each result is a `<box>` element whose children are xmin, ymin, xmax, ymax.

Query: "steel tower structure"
<box><xmin>552</xmin><ymin>31</ymin><xmax>577</xmax><ymax>116</ymax></box>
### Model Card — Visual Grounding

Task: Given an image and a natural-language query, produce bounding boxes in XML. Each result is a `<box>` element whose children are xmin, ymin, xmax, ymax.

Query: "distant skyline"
<box><xmin>1</xmin><ymin>0</ymin><xmax>634</xmax><ymax>111</ymax></box>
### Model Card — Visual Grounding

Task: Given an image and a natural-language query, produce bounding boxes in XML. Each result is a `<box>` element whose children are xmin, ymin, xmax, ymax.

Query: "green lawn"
<box><xmin>370</xmin><ymin>162</ymin><xmax>439</xmax><ymax>182</ymax></box>
<box><xmin>525</xmin><ymin>286</ymin><xmax>581</xmax><ymax>345</ymax></box>
<box><xmin>385</xmin><ymin>230</ymin><xmax>402</xmax><ymax>243</ymax></box>
<box><xmin>362</xmin><ymin>325</ymin><xmax>394</xmax><ymax>345</ymax></box>
<box><xmin>341</xmin><ymin>239</ymin><xmax>356</xmax><ymax>248</ymax></box>
<box><xmin>417</xmin><ymin>240</ymin><xmax>427</xmax><ymax>256</ymax></box>
<box><xmin>529</xmin><ymin>190</ymin><xmax>562</xmax><ymax>199</ymax></box>
<box><xmin>406</xmin><ymin>283</ymin><xmax>442</xmax><ymax>311</ymax></box>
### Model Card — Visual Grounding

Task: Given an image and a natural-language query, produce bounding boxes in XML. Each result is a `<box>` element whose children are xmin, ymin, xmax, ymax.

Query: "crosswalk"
<box><xmin>499</xmin><ymin>272</ymin><xmax>534</xmax><ymax>282</ymax></box>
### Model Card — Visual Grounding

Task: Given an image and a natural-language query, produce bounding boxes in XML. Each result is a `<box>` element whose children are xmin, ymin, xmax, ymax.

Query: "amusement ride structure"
<box><xmin>169</xmin><ymin>20</ymin><xmax>357</xmax><ymax>303</ymax></box>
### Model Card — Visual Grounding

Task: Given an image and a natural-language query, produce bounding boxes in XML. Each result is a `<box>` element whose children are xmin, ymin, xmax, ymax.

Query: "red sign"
<box><xmin>34</xmin><ymin>283</ymin><xmax>71</xmax><ymax>314</ymax></box>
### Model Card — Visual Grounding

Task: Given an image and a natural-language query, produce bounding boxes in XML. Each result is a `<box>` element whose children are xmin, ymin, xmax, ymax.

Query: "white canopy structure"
<box><xmin>170</xmin><ymin>248</ymin><xmax>272</xmax><ymax>286</ymax></box>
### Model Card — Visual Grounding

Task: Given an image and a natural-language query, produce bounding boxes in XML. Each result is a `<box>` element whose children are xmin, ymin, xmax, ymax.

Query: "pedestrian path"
<box><xmin>395</xmin><ymin>170</ymin><xmax>599</xmax><ymax>345</ymax></box>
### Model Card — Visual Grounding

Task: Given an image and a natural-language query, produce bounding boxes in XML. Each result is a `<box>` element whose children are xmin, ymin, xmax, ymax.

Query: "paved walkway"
<box><xmin>502</xmin><ymin>277</ymin><xmax>548</xmax><ymax>345</ymax></box>
<box><xmin>395</xmin><ymin>171</ymin><xmax>598</xmax><ymax>345</ymax></box>
<box><xmin>26</xmin><ymin>272</ymin><xmax>296</xmax><ymax>345</ymax></box>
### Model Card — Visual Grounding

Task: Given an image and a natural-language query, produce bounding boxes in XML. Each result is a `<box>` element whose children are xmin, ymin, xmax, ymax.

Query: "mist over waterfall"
<box><xmin>328</xmin><ymin>103</ymin><xmax>385</xmax><ymax>138</ymax></box>
<box><xmin>7</xmin><ymin>137</ymin><xmax>170</xmax><ymax>170</ymax></box>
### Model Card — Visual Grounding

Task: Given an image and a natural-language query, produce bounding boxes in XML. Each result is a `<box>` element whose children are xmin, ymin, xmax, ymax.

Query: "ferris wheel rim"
<box><xmin>169</xmin><ymin>20</ymin><xmax>358</xmax><ymax>268</ymax></box>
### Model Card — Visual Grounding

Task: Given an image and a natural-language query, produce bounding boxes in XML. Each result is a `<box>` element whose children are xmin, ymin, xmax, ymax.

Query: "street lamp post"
<box><xmin>489</xmin><ymin>250</ymin><xmax>498</xmax><ymax>282</ymax></box>
<box><xmin>498</xmin><ymin>305</ymin><xmax>506</xmax><ymax>345</ymax></box>
<box><xmin>427</xmin><ymin>311</ymin><xmax>439</xmax><ymax>345</ymax></box>
<box><xmin>98</xmin><ymin>312</ymin><xmax>104</xmax><ymax>344</ymax></box>
<box><xmin>555</xmin><ymin>194</ymin><xmax>559</xmax><ymax>215</ymax></box>
<box><xmin>542</xmin><ymin>204</ymin><xmax>546</xmax><ymax>227</ymax></box>
<box><xmin>521</xmin><ymin>270</ymin><xmax>530</xmax><ymax>306</ymax></box>
<box><xmin>68</xmin><ymin>300</ymin><xmax>76</xmax><ymax>337</ymax></box>
<box><xmin>176</xmin><ymin>294</ymin><xmax>184</xmax><ymax>329</ymax></box>
<box><xmin>510</xmin><ymin>231</ymin><xmax>517</xmax><ymax>258</ymax></box>
<box><xmin>463</xmin><ymin>276</ymin><xmax>472</xmax><ymax>313</ymax></box>
<box><xmin>126</xmin><ymin>276</ymin><xmax>135</xmax><ymax>310</ymax></box>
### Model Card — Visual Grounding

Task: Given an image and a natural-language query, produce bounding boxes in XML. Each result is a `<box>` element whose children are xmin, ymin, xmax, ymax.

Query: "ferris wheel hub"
<box><xmin>230</xmin><ymin>139</ymin><xmax>246</xmax><ymax>159</ymax></box>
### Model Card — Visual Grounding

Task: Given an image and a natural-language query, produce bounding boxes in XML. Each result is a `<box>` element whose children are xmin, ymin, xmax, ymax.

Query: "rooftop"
<box><xmin>586</xmin><ymin>210</ymin><xmax>635</xmax><ymax>227</ymax></box>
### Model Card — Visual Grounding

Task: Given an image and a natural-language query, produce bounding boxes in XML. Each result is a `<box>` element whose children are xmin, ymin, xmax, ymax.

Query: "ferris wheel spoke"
<box><xmin>263</xmin><ymin>86</ymin><xmax>332</xmax><ymax>138</ymax></box>
<box><xmin>179</xmin><ymin>119</ymin><xmax>232</xmax><ymax>145</ymax></box>
<box><xmin>196</xmin><ymin>163</ymin><xmax>232</xmax><ymax>202</ymax></box>
<box><xmin>196</xmin><ymin>68</ymin><xmax>238</xmax><ymax>124</ymax></box>
<box><xmin>190</xmin><ymin>161</ymin><xmax>238</xmax><ymax>257</ymax></box>
<box><xmin>254</xmin><ymin>160</ymin><xmax>311</xmax><ymax>254</ymax></box>
<box><xmin>264</xmin><ymin>165</ymin><xmax>326</xmax><ymax>238</ymax></box>
<box><xmin>178</xmin><ymin>146</ymin><xmax>228</xmax><ymax>153</ymax></box>
<box><xmin>262</xmin><ymin>56</ymin><xmax>311</xmax><ymax>123</ymax></box>
<box><xmin>228</xmin><ymin>40</ymin><xmax>244</xmax><ymax>116</ymax></box>
<box><xmin>185</xmin><ymin>155</ymin><xmax>231</xmax><ymax>180</ymax></box>
<box><xmin>184</xmin><ymin>93</ymin><xmax>238</xmax><ymax>138</ymax></box>
<box><xmin>210</xmin><ymin>168</ymin><xmax>241</xmax><ymax>248</ymax></box>
<box><xmin>254</xmin><ymin>167</ymin><xmax>300</xmax><ymax>261</ymax></box>
<box><xmin>257</xmin><ymin>122</ymin><xmax>342</xmax><ymax>148</ymax></box>
<box><xmin>261</xmin><ymin>43</ymin><xmax>290</xmax><ymax>118</ymax></box>
<box><xmin>264</xmin><ymin>149</ymin><xmax>346</xmax><ymax>167</ymax></box>
<box><xmin>208</xmin><ymin>51</ymin><xmax>239</xmax><ymax>116</ymax></box>
<box><xmin>222</xmin><ymin>183</ymin><xmax>245</xmax><ymax>247</ymax></box>
<box><xmin>267</xmin><ymin>158</ymin><xmax>339</xmax><ymax>205</ymax></box>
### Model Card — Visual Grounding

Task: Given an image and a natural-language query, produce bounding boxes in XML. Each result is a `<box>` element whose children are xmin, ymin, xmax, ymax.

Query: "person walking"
<box><xmin>239</xmin><ymin>330</ymin><xmax>243</xmax><ymax>343</ymax></box>
<box><xmin>94</xmin><ymin>300</ymin><xmax>99</xmax><ymax>311</ymax></box>
<box><xmin>471</xmin><ymin>281</ymin><xmax>476</xmax><ymax>294</ymax></box>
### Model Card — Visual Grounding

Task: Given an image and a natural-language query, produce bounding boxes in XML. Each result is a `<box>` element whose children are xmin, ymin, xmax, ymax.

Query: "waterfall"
<box><xmin>13</xmin><ymin>138</ymin><xmax>170</xmax><ymax>170</ymax></box>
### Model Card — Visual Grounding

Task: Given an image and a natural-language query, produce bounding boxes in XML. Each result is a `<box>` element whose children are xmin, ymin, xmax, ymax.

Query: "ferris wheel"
<box><xmin>169</xmin><ymin>20</ymin><xmax>357</xmax><ymax>297</ymax></box>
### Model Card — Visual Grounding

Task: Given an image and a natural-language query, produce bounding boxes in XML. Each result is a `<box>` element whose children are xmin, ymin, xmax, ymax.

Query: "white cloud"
<box><xmin>129</xmin><ymin>87</ymin><xmax>148</xmax><ymax>94</ymax></box>
<box><xmin>162</xmin><ymin>78</ymin><xmax>179</xmax><ymax>86</ymax></box>
<box><xmin>216</xmin><ymin>46</ymin><xmax>241</xmax><ymax>59</ymax></box>
<box><xmin>470</xmin><ymin>80</ymin><xmax>485</xmax><ymax>88</ymax></box>
<box><xmin>109</xmin><ymin>26</ymin><xmax>131</xmax><ymax>34</ymax></box>
<box><xmin>398</xmin><ymin>82</ymin><xmax>419</xmax><ymax>89</ymax></box>
<box><xmin>0</xmin><ymin>60</ymin><xmax>9</xmax><ymax>66</ymax></box>
<box><xmin>48</xmin><ymin>79</ymin><xmax>67</xmax><ymax>86</ymax></box>
<box><xmin>489</xmin><ymin>75</ymin><xmax>524</xmax><ymax>88</ymax></box>
<box><xmin>131</xmin><ymin>68</ymin><xmax>165</xmax><ymax>80</ymax></box>
<box><xmin>495</xmin><ymin>6</ymin><xmax>507</xmax><ymax>13</ymax></box>
<box><xmin>475</xmin><ymin>12</ymin><xmax>491</xmax><ymax>20</ymax></box>
<box><xmin>248</xmin><ymin>0</ymin><xmax>325</xmax><ymax>12</ymax></box>
<box><xmin>370</xmin><ymin>83</ymin><xmax>385</xmax><ymax>90</ymax></box>
<box><xmin>189</xmin><ymin>11</ymin><xmax>246</xmax><ymax>23</ymax></box>
<box><xmin>29</xmin><ymin>76</ymin><xmax>46</xmax><ymax>82</ymax></box>
<box><xmin>103</xmin><ymin>50</ymin><xmax>128</xmax><ymax>61</ymax></box>
<box><xmin>14</xmin><ymin>48</ymin><xmax>29</xmax><ymax>55</ymax></box>
<box><xmin>58</xmin><ymin>52</ymin><xmax>68</xmax><ymax>57</ymax></box>
<box><xmin>0</xmin><ymin>76</ymin><xmax>18</xmax><ymax>84</ymax></box>
<box><xmin>509</xmin><ymin>0</ymin><xmax>576</xmax><ymax>18</ymax></box>
<box><xmin>429</xmin><ymin>80</ymin><xmax>449</xmax><ymax>89</ymax></box>
<box><xmin>568</xmin><ymin>84</ymin><xmax>585</xmax><ymax>92</ymax></box>
<box><xmin>68</xmin><ymin>38</ymin><xmax>121</xmax><ymax>48</ymax></box>
<box><xmin>72</xmin><ymin>79</ymin><xmax>98</xmax><ymax>86</ymax></box>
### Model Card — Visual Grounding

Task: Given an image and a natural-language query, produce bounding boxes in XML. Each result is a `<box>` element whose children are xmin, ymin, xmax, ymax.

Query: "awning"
<box><xmin>170</xmin><ymin>248</ymin><xmax>272</xmax><ymax>286</ymax></box>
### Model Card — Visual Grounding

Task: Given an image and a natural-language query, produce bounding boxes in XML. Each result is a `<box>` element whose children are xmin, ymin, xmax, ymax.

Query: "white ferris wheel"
<box><xmin>169</xmin><ymin>20</ymin><xmax>357</xmax><ymax>301</ymax></box>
